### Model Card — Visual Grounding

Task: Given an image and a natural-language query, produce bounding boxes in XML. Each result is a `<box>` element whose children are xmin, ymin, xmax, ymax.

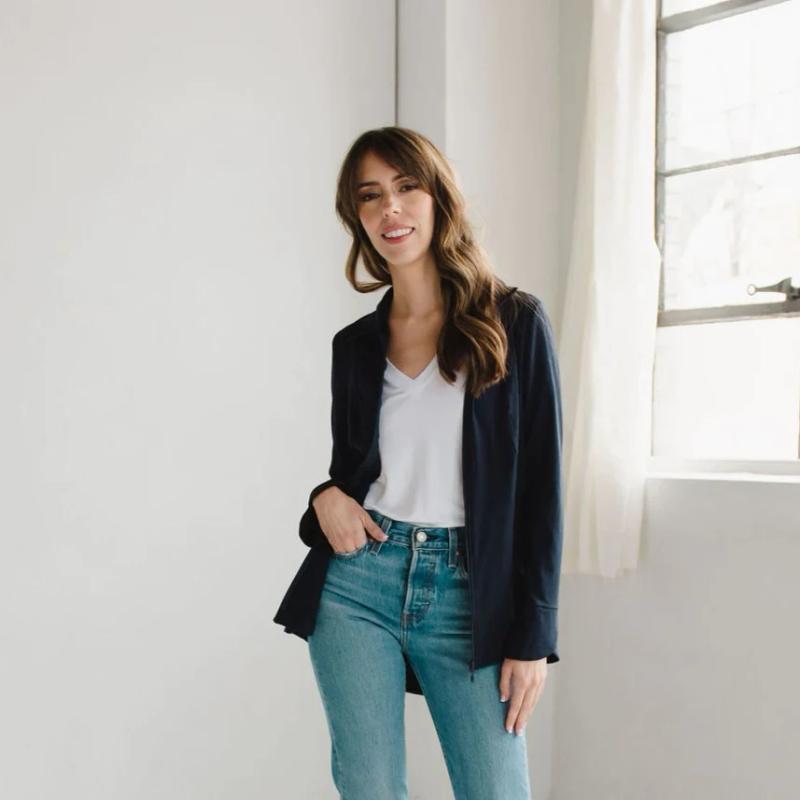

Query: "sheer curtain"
<box><xmin>559</xmin><ymin>0</ymin><xmax>661</xmax><ymax>577</ymax></box>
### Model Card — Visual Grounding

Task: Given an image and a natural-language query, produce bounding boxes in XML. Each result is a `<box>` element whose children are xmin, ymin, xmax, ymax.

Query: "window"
<box><xmin>652</xmin><ymin>0</ymin><xmax>800</xmax><ymax>468</ymax></box>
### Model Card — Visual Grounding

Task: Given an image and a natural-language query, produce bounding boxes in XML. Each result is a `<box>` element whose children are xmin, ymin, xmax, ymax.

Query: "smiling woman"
<box><xmin>273</xmin><ymin>126</ymin><xmax>563</xmax><ymax>800</ymax></box>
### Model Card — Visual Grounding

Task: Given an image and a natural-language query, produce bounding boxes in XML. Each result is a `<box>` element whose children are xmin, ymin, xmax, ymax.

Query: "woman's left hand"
<box><xmin>499</xmin><ymin>657</ymin><xmax>547</xmax><ymax>735</ymax></box>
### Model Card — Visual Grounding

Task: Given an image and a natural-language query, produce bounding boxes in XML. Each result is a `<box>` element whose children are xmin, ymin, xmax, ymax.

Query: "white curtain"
<box><xmin>559</xmin><ymin>0</ymin><xmax>661</xmax><ymax>578</ymax></box>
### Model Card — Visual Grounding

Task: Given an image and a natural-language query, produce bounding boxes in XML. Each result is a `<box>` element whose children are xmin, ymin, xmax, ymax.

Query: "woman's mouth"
<box><xmin>381</xmin><ymin>227</ymin><xmax>414</xmax><ymax>244</ymax></box>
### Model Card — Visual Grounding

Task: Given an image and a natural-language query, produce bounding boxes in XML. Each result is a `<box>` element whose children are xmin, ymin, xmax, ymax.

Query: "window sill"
<box><xmin>647</xmin><ymin>457</ymin><xmax>800</xmax><ymax>484</ymax></box>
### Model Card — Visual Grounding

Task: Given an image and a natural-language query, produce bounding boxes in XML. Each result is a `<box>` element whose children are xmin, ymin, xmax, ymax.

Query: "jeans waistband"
<box><xmin>366</xmin><ymin>507</ymin><xmax>466</xmax><ymax>552</ymax></box>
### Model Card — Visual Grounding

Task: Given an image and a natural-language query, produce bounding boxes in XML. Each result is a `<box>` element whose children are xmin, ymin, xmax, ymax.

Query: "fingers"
<box><xmin>504</xmin><ymin>684</ymin><xmax>540</xmax><ymax>736</ymax></box>
<box><xmin>363</xmin><ymin>510</ymin><xmax>389</xmax><ymax>541</ymax></box>
<box><xmin>499</xmin><ymin>660</ymin><xmax>512</xmax><ymax>703</ymax></box>
<box><xmin>331</xmin><ymin>511</ymin><xmax>387</xmax><ymax>553</ymax></box>
<box><xmin>331</xmin><ymin>526</ymin><xmax>368</xmax><ymax>554</ymax></box>
<box><xmin>501</xmin><ymin>660</ymin><xmax>547</xmax><ymax>735</ymax></box>
<box><xmin>504</xmin><ymin>685</ymin><xmax>525</xmax><ymax>735</ymax></box>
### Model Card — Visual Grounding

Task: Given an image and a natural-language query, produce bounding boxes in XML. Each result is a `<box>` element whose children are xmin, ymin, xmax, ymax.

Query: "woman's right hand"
<box><xmin>312</xmin><ymin>486</ymin><xmax>389</xmax><ymax>554</ymax></box>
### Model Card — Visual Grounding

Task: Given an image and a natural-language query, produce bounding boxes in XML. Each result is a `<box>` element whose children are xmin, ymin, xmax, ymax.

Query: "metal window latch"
<box><xmin>746</xmin><ymin>277</ymin><xmax>800</xmax><ymax>301</ymax></box>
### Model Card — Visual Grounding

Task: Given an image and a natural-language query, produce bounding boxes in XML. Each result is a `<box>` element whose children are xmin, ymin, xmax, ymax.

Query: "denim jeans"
<box><xmin>307</xmin><ymin>508</ymin><xmax>532</xmax><ymax>799</ymax></box>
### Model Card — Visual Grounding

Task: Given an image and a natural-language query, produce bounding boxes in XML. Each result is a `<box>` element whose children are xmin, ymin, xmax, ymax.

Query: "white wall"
<box><xmin>0</xmin><ymin>2</ymin><xmax>395</xmax><ymax>798</ymax></box>
<box><xmin>446</xmin><ymin>1</ymin><xmax>562</xmax><ymax>328</ymax></box>
<box><xmin>553</xmin><ymin>477</ymin><xmax>800</xmax><ymax>800</ymax></box>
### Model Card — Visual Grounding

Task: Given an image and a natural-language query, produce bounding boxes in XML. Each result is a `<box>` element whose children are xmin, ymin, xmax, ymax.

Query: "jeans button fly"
<box><xmin>415</xmin><ymin>530</ymin><xmax>427</xmax><ymax>542</ymax></box>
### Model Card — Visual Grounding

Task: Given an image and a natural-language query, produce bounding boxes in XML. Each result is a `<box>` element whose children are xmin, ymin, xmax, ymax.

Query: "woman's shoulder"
<box><xmin>503</xmin><ymin>288</ymin><xmax>559</xmax><ymax>378</ymax></box>
<box><xmin>502</xmin><ymin>286</ymin><xmax>550</xmax><ymax>330</ymax></box>
<box><xmin>331</xmin><ymin>310</ymin><xmax>374</xmax><ymax>349</ymax></box>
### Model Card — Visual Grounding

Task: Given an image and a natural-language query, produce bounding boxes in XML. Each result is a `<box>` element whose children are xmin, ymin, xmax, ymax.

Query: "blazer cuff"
<box><xmin>298</xmin><ymin>479</ymin><xmax>345</xmax><ymax>548</ymax></box>
<box><xmin>502</xmin><ymin>604</ymin><xmax>560</xmax><ymax>663</ymax></box>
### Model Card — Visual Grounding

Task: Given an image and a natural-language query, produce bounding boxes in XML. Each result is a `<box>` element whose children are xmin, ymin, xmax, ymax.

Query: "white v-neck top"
<box><xmin>362</xmin><ymin>355</ymin><xmax>467</xmax><ymax>527</ymax></box>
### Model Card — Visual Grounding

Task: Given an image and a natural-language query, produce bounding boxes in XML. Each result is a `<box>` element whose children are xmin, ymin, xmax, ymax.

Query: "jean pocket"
<box><xmin>332</xmin><ymin>540</ymin><xmax>371</xmax><ymax>559</ymax></box>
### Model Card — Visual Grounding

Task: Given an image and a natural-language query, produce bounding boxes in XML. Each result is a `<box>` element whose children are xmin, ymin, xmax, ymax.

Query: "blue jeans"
<box><xmin>307</xmin><ymin>508</ymin><xmax>532</xmax><ymax>799</ymax></box>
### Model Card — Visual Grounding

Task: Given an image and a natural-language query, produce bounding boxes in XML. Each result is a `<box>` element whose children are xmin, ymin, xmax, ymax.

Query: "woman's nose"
<box><xmin>381</xmin><ymin>192</ymin><xmax>400</xmax><ymax>214</ymax></box>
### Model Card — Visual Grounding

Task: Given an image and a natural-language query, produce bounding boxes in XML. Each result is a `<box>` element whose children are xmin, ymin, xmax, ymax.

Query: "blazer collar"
<box><xmin>374</xmin><ymin>284</ymin><xmax>394</xmax><ymax>353</ymax></box>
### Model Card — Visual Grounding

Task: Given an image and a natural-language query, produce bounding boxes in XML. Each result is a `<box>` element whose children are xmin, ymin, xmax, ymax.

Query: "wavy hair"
<box><xmin>334</xmin><ymin>126</ymin><xmax>516</xmax><ymax>398</ymax></box>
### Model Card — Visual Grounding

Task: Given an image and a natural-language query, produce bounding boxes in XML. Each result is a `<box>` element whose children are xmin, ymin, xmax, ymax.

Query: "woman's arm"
<box><xmin>298</xmin><ymin>331</ymin><xmax>352</xmax><ymax>547</ymax></box>
<box><xmin>503</xmin><ymin>295</ymin><xmax>564</xmax><ymax>662</ymax></box>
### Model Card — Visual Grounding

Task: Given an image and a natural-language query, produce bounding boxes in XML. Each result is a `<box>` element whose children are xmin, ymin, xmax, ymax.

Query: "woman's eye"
<box><xmin>358</xmin><ymin>184</ymin><xmax>418</xmax><ymax>203</ymax></box>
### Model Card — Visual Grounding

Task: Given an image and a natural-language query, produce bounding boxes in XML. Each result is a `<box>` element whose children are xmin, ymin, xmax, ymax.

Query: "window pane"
<box><xmin>652</xmin><ymin>317</ymin><xmax>800</xmax><ymax>459</ymax></box>
<box><xmin>663</xmin><ymin>1</ymin><xmax>800</xmax><ymax>171</ymax></box>
<box><xmin>661</xmin><ymin>0</ymin><xmax>716</xmax><ymax>15</ymax></box>
<box><xmin>662</xmin><ymin>154</ymin><xmax>800</xmax><ymax>310</ymax></box>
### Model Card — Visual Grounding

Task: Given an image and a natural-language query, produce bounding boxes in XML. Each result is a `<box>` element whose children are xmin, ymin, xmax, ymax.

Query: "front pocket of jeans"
<box><xmin>332</xmin><ymin>541</ymin><xmax>371</xmax><ymax>559</ymax></box>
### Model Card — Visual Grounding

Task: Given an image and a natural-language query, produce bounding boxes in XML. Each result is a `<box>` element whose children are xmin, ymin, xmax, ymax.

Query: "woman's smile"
<box><xmin>381</xmin><ymin>227</ymin><xmax>415</xmax><ymax>244</ymax></box>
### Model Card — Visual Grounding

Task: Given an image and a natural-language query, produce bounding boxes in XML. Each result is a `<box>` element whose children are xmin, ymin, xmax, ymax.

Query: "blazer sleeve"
<box><xmin>297</xmin><ymin>333</ymin><xmax>351</xmax><ymax>548</ymax></box>
<box><xmin>503</xmin><ymin>296</ymin><xmax>564</xmax><ymax>662</ymax></box>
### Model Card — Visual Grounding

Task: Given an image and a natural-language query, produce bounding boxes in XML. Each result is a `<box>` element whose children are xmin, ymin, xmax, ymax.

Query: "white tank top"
<box><xmin>363</xmin><ymin>355</ymin><xmax>467</xmax><ymax>527</ymax></box>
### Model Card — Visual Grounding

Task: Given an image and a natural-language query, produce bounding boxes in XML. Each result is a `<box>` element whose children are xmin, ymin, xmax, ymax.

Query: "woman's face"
<box><xmin>355</xmin><ymin>150</ymin><xmax>435</xmax><ymax>267</ymax></box>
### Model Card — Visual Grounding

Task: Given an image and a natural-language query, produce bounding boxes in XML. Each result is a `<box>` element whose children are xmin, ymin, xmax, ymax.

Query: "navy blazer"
<box><xmin>273</xmin><ymin>284</ymin><xmax>564</xmax><ymax>695</ymax></box>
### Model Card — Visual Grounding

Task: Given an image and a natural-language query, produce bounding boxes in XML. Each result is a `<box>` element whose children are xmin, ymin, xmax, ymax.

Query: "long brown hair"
<box><xmin>334</xmin><ymin>126</ymin><xmax>516</xmax><ymax>398</ymax></box>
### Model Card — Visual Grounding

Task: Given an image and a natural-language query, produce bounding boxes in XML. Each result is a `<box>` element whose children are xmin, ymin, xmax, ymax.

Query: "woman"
<box><xmin>273</xmin><ymin>126</ymin><xmax>564</xmax><ymax>799</ymax></box>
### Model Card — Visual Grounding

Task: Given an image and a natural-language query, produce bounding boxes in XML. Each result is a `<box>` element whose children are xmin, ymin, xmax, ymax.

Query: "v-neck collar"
<box><xmin>386</xmin><ymin>354</ymin><xmax>437</xmax><ymax>383</ymax></box>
